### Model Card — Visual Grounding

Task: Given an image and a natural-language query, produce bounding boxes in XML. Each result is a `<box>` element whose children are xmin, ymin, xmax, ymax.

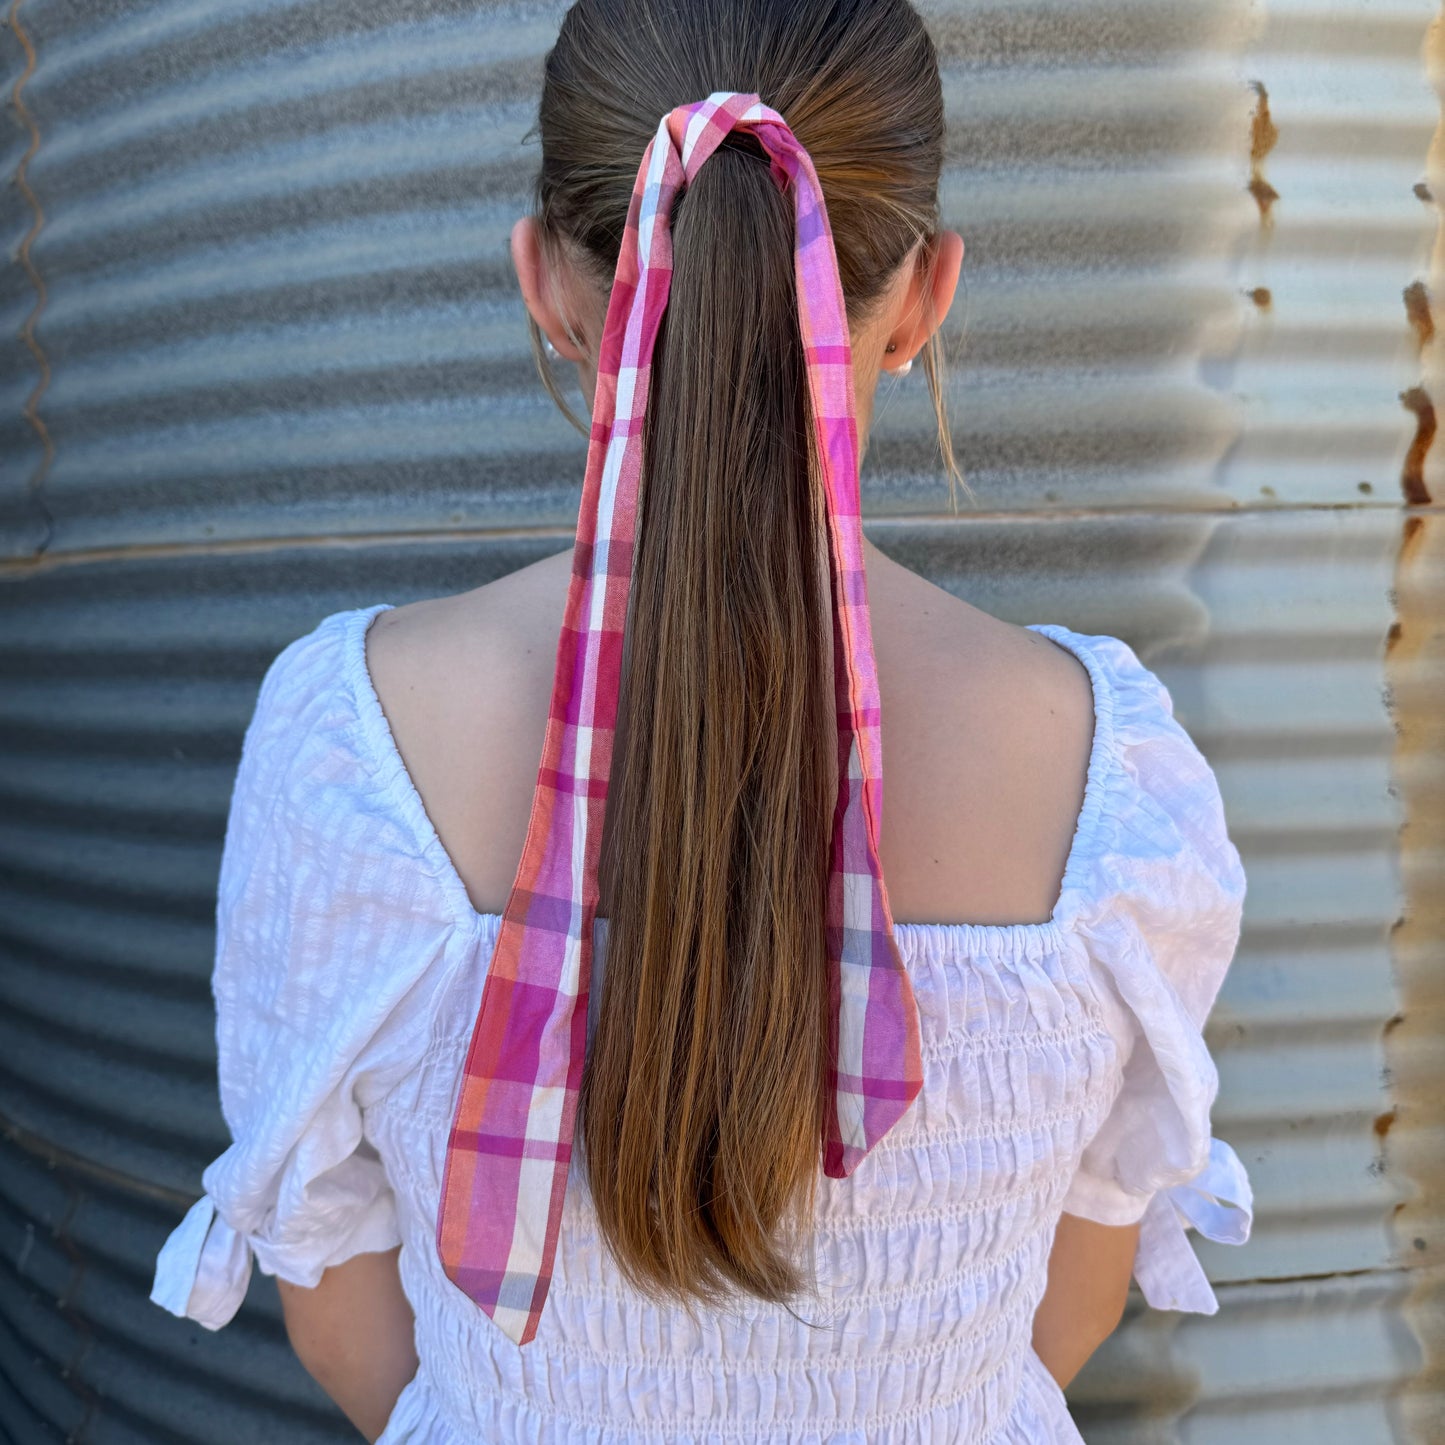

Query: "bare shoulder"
<box><xmin>864</xmin><ymin>541</ymin><xmax>1095</xmax><ymax>753</ymax></box>
<box><xmin>867</xmin><ymin>537</ymin><xmax>1089</xmax><ymax>681</ymax></box>
<box><xmin>363</xmin><ymin>542</ymin><xmax>1096</xmax><ymax>927</ymax></box>
<box><xmin>865</xmin><ymin>543</ymin><xmax>1096</xmax><ymax>925</ymax></box>
<box><xmin>367</xmin><ymin>546</ymin><xmax>571</xmax><ymax>673</ymax></box>
<box><xmin>364</xmin><ymin>548</ymin><xmax>573</xmax><ymax>913</ymax></box>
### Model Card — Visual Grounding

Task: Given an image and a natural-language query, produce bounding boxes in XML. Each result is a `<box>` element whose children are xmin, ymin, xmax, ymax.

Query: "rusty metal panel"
<box><xmin>1389</xmin><ymin>506</ymin><xmax>1445</xmax><ymax>1445</ymax></box>
<box><xmin>1</xmin><ymin>0</ymin><xmax>1442</xmax><ymax>1442</ymax></box>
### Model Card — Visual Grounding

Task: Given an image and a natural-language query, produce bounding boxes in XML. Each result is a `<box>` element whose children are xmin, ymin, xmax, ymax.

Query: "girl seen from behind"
<box><xmin>152</xmin><ymin>1</ymin><xmax>1253</xmax><ymax>1439</ymax></box>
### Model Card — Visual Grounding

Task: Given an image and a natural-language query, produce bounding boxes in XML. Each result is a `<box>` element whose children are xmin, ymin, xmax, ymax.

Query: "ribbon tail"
<box><xmin>434</xmin><ymin>110</ymin><xmax>686</xmax><ymax>1348</ymax></box>
<box><xmin>766</xmin><ymin>116</ymin><xmax>922</xmax><ymax>1180</ymax></box>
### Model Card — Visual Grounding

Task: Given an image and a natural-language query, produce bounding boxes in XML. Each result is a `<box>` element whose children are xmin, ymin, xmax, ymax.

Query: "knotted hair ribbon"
<box><xmin>436</xmin><ymin>90</ymin><xmax>924</xmax><ymax>1346</ymax></box>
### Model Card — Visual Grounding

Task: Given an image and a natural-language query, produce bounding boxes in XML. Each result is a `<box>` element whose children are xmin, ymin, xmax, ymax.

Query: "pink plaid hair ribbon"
<box><xmin>436</xmin><ymin>89</ymin><xmax>924</xmax><ymax>1345</ymax></box>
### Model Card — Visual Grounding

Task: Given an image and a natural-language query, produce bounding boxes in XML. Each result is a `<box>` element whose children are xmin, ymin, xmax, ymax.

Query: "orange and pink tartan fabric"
<box><xmin>436</xmin><ymin>91</ymin><xmax>925</xmax><ymax>1346</ymax></box>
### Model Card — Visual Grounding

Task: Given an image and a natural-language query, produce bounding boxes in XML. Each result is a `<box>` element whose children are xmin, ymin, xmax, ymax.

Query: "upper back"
<box><xmin>364</xmin><ymin>543</ymin><xmax>1095</xmax><ymax>929</ymax></box>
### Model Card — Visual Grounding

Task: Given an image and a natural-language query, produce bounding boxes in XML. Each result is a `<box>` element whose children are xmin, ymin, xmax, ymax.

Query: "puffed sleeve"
<box><xmin>1052</xmin><ymin>630</ymin><xmax>1253</xmax><ymax>1315</ymax></box>
<box><xmin>150</xmin><ymin>610</ymin><xmax>436</xmax><ymax>1330</ymax></box>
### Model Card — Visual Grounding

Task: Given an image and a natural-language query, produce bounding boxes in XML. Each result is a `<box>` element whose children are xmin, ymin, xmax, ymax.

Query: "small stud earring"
<box><xmin>896</xmin><ymin>357</ymin><xmax>913</xmax><ymax>376</ymax></box>
<box><xmin>544</xmin><ymin>337</ymin><xmax>560</xmax><ymax>360</ymax></box>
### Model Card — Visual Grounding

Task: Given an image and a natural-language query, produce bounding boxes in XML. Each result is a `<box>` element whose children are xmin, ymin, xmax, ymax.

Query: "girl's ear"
<box><xmin>925</xmin><ymin>230</ymin><xmax>965</xmax><ymax>338</ymax></box>
<box><xmin>882</xmin><ymin>230</ymin><xmax>964</xmax><ymax>369</ymax></box>
<box><xmin>511</xmin><ymin>216</ymin><xmax>590</xmax><ymax>363</ymax></box>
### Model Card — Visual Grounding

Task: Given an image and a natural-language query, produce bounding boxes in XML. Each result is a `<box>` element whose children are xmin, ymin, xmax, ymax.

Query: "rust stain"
<box><xmin>1385</xmin><ymin>501</ymin><xmax>1445</xmax><ymax>1439</ymax></box>
<box><xmin>1391</xmin><ymin>41</ymin><xmax>1443</xmax><ymax>1413</ymax></box>
<box><xmin>1248</xmin><ymin>286</ymin><xmax>1272</xmax><ymax>309</ymax></box>
<box><xmin>1247</xmin><ymin>174</ymin><xmax>1280</xmax><ymax>220</ymax></box>
<box><xmin>1247</xmin><ymin>80</ymin><xmax>1280</xmax><ymax>223</ymax></box>
<box><xmin>1249</xmin><ymin>80</ymin><xmax>1279</xmax><ymax>164</ymax></box>
<box><xmin>1405</xmin><ymin>280</ymin><xmax>1436</xmax><ymax>349</ymax></box>
<box><xmin>1399</xmin><ymin>387</ymin><xmax>1436</xmax><ymax>505</ymax></box>
<box><xmin>1374</xmin><ymin>1109</ymin><xmax>1398</xmax><ymax>1141</ymax></box>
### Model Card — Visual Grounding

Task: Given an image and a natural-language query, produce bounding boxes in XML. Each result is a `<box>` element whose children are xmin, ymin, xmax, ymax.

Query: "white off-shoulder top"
<box><xmin>151</xmin><ymin>603</ymin><xmax>1252</xmax><ymax>1444</ymax></box>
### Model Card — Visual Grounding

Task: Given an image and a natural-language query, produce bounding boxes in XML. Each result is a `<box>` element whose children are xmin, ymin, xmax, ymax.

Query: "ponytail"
<box><xmin>581</xmin><ymin>138</ymin><xmax>834</xmax><ymax>1308</ymax></box>
<box><xmin>528</xmin><ymin>0</ymin><xmax>952</xmax><ymax>1313</ymax></box>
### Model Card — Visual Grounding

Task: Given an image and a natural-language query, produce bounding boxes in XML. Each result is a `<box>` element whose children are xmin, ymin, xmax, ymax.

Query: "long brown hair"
<box><xmin>525</xmin><ymin>0</ymin><xmax>959</xmax><ymax>1314</ymax></box>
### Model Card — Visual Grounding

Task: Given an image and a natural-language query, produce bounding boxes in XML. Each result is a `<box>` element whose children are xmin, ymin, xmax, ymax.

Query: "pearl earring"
<box><xmin>885</xmin><ymin>342</ymin><xmax>911</xmax><ymax>376</ymax></box>
<box><xmin>544</xmin><ymin>337</ymin><xmax>560</xmax><ymax>360</ymax></box>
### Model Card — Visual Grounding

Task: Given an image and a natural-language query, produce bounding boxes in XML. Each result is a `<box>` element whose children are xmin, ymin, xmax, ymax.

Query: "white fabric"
<box><xmin>150</xmin><ymin>604</ymin><xmax>1251</xmax><ymax>1444</ymax></box>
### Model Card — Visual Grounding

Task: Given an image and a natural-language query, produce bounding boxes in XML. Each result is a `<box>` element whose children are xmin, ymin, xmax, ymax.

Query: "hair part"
<box><xmin>525</xmin><ymin>0</ymin><xmax>958</xmax><ymax>1314</ymax></box>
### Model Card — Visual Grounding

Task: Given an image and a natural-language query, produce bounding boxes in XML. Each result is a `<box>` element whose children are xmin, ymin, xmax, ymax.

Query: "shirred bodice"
<box><xmin>151</xmin><ymin>604</ymin><xmax>1252</xmax><ymax>1444</ymax></box>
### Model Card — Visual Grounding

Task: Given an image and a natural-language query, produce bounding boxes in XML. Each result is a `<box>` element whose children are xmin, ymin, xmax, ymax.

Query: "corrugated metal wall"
<box><xmin>1</xmin><ymin>0</ymin><xmax>1441</xmax><ymax>1440</ymax></box>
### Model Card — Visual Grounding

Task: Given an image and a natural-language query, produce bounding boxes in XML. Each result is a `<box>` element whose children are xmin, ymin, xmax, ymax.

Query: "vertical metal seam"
<box><xmin>7</xmin><ymin>0</ymin><xmax>55</xmax><ymax>557</ymax></box>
